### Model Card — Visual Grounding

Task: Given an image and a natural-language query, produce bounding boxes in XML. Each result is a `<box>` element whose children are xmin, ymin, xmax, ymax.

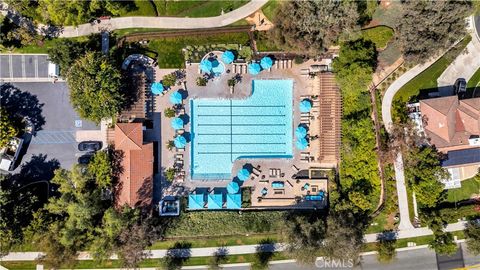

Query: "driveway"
<box><xmin>5</xmin><ymin>82</ymin><xmax>99</xmax><ymax>171</ymax></box>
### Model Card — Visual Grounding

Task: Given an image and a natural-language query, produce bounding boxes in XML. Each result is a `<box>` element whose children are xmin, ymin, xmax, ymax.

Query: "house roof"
<box><xmin>114</xmin><ymin>122</ymin><xmax>153</xmax><ymax>208</ymax></box>
<box><xmin>441</xmin><ymin>147</ymin><xmax>480</xmax><ymax>167</ymax></box>
<box><xmin>421</xmin><ymin>95</ymin><xmax>457</xmax><ymax>116</ymax></box>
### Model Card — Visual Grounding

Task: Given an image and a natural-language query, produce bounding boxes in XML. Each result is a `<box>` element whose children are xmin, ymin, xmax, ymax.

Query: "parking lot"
<box><xmin>8</xmin><ymin>82</ymin><xmax>99</xmax><ymax>171</ymax></box>
<box><xmin>0</xmin><ymin>54</ymin><xmax>54</xmax><ymax>82</ymax></box>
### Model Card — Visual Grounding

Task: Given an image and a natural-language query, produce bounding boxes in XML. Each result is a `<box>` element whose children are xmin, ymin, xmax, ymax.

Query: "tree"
<box><xmin>67</xmin><ymin>52</ymin><xmax>125</xmax><ymax>124</ymax></box>
<box><xmin>397</xmin><ymin>0</ymin><xmax>472</xmax><ymax>63</ymax></box>
<box><xmin>165</xmin><ymin>168</ymin><xmax>176</xmax><ymax>182</ymax></box>
<box><xmin>162</xmin><ymin>73</ymin><xmax>177</xmax><ymax>88</ymax></box>
<box><xmin>47</xmin><ymin>39</ymin><xmax>87</xmax><ymax>76</ymax></box>
<box><xmin>0</xmin><ymin>108</ymin><xmax>18</xmax><ymax>148</ymax></box>
<box><xmin>404</xmin><ymin>146</ymin><xmax>447</xmax><ymax>208</ymax></box>
<box><xmin>348</xmin><ymin>191</ymin><xmax>372</xmax><ymax>211</ymax></box>
<box><xmin>376</xmin><ymin>236</ymin><xmax>396</xmax><ymax>263</ymax></box>
<box><xmin>208</xmin><ymin>247</ymin><xmax>228</xmax><ymax>270</ymax></box>
<box><xmin>464</xmin><ymin>220</ymin><xmax>480</xmax><ymax>255</ymax></box>
<box><xmin>227</xmin><ymin>78</ymin><xmax>236</xmax><ymax>87</ymax></box>
<box><xmin>196</xmin><ymin>77</ymin><xmax>207</xmax><ymax>86</ymax></box>
<box><xmin>282</xmin><ymin>214</ymin><xmax>325</xmax><ymax>265</ymax></box>
<box><xmin>332</xmin><ymin>38</ymin><xmax>376</xmax><ymax>117</ymax></box>
<box><xmin>88</xmin><ymin>150</ymin><xmax>113</xmax><ymax>189</ymax></box>
<box><xmin>270</xmin><ymin>1</ymin><xmax>360</xmax><ymax>55</ymax></box>
<box><xmin>429</xmin><ymin>231</ymin><xmax>458</xmax><ymax>255</ymax></box>
<box><xmin>251</xmin><ymin>239</ymin><xmax>275</xmax><ymax>270</ymax></box>
<box><xmin>36</xmin><ymin>222</ymin><xmax>78</xmax><ymax>269</ymax></box>
<box><xmin>164</xmin><ymin>107</ymin><xmax>176</xmax><ymax>118</ymax></box>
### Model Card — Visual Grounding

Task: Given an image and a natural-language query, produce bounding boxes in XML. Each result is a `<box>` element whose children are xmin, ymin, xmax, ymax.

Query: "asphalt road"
<box><xmin>6</xmin><ymin>82</ymin><xmax>98</xmax><ymax>171</ymax></box>
<box><xmin>0</xmin><ymin>54</ymin><xmax>50</xmax><ymax>81</ymax></box>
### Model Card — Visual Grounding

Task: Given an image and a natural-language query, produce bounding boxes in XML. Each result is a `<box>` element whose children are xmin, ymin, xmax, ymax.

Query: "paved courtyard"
<box><xmin>6</xmin><ymin>82</ymin><xmax>99</xmax><ymax>171</ymax></box>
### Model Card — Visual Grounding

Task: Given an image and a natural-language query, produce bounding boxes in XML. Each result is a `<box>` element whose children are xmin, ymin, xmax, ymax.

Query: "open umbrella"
<box><xmin>295</xmin><ymin>126</ymin><xmax>307</xmax><ymax>138</ymax></box>
<box><xmin>174</xmin><ymin>135</ymin><xmax>187</xmax><ymax>148</ymax></box>
<box><xmin>260</xmin><ymin>56</ymin><xmax>273</xmax><ymax>69</ymax></box>
<box><xmin>171</xmin><ymin>117</ymin><xmax>184</xmax><ymax>130</ymax></box>
<box><xmin>248</xmin><ymin>63</ymin><xmax>261</xmax><ymax>75</ymax></box>
<box><xmin>299</xmin><ymin>99</ymin><xmax>312</xmax><ymax>113</ymax></box>
<box><xmin>237</xmin><ymin>168</ymin><xmax>250</xmax><ymax>181</ymax></box>
<box><xmin>296</xmin><ymin>137</ymin><xmax>308</xmax><ymax>150</ymax></box>
<box><xmin>222</xmin><ymin>50</ymin><xmax>235</xmax><ymax>64</ymax></box>
<box><xmin>200</xmin><ymin>59</ymin><xmax>212</xmax><ymax>73</ymax></box>
<box><xmin>227</xmin><ymin>181</ymin><xmax>240</xmax><ymax>194</ymax></box>
<box><xmin>151</xmin><ymin>82</ymin><xmax>163</xmax><ymax>95</ymax></box>
<box><xmin>169</xmin><ymin>91</ymin><xmax>182</xmax><ymax>104</ymax></box>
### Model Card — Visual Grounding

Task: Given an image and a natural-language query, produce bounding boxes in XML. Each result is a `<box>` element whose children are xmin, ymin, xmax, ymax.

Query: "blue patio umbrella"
<box><xmin>260</xmin><ymin>56</ymin><xmax>273</xmax><ymax>69</ymax></box>
<box><xmin>151</xmin><ymin>82</ymin><xmax>163</xmax><ymax>95</ymax></box>
<box><xmin>237</xmin><ymin>168</ymin><xmax>250</xmax><ymax>181</ymax></box>
<box><xmin>296</xmin><ymin>137</ymin><xmax>308</xmax><ymax>150</ymax></box>
<box><xmin>226</xmin><ymin>193</ymin><xmax>241</xmax><ymax>209</ymax></box>
<box><xmin>169</xmin><ymin>91</ymin><xmax>183</xmax><ymax>104</ymax></box>
<box><xmin>248</xmin><ymin>63</ymin><xmax>261</xmax><ymax>75</ymax></box>
<box><xmin>208</xmin><ymin>193</ymin><xmax>223</xmax><ymax>209</ymax></box>
<box><xmin>171</xmin><ymin>117</ymin><xmax>184</xmax><ymax>130</ymax></box>
<box><xmin>299</xmin><ymin>99</ymin><xmax>312</xmax><ymax>113</ymax></box>
<box><xmin>200</xmin><ymin>59</ymin><xmax>212</xmax><ymax>73</ymax></box>
<box><xmin>174</xmin><ymin>135</ymin><xmax>187</xmax><ymax>148</ymax></box>
<box><xmin>227</xmin><ymin>181</ymin><xmax>240</xmax><ymax>194</ymax></box>
<box><xmin>188</xmin><ymin>194</ymin><xmax>204</xmax><ymax>210</ymax></box>
<box><xmin>222</xmin><ymin>50</ymin><xmax>235</xmax><ymax>64</ymax></box>
<box><xmin>295</xmin><ymin>126</ymin><xmax>307</xmax><ymax>138</ymax></box>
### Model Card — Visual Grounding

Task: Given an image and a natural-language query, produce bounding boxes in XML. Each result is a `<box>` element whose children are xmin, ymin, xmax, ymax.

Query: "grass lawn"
<box><xmin>393</xmin><ymin>35</ymin><xmax>472</xmax><ymax>105</ymax></box>
<box><xmin>2</xmin><ymin>36</ymin><xmax>90</xmax><ymax>54</ymax></box>
<box><xmin>262</xmin><ymin>0</ymin><xmax>280</xmax><ymax>21</ymax></box>
<box><xmin>446</xmin><ymin>177</ymin><xmax>480</xmax><ymax>203</ymax></box>
<box><xmin>147</xmin><ymin>32</ymin><xmax>250</xmax><ymax>68</ymax></box>
<box><xmin>361</xmin><ymin>26</ymin><xmax>394</xmax><ymax>49</ymax></box>
<box><xmin>151</xmin><ymin>233</ymin><xmax>279</xmax><ymax>249</ymax></box>
<box><xmin>153</xmin><ymin>0</ymin><xmax>249</xmax><ymax>18</ymax></box>
<box><xmin>371</xmin><ymin>1</ymin><xmax>403</xmax><ymax>29</ymax></box>
<box><xmin>467</xmin><ymin>67</ymin><xmax>480</xmax><ymax>97</ymax></box>
<box><xmin>119</xmin><ymin>0</ymin><xmax>157</xmax><ymax>17</ymax></box>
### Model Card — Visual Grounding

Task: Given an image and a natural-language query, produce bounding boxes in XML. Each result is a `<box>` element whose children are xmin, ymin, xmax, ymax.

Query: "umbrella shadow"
<box><xmin>298</xmin><ymin>123</ymin><xmax>309</xmax><ymax>132</ymax></box>
<box><xmin>177</xmin><ymin>89</ymin><xmax>189</xmax><ymax>100</ymax></box>
<box><xmin>182</xmin><ymin>132</ymin><xmax>192</xmax><ymax>143</ymax></box>
<box><xmin>242</xmin><ymin>163</ymin><xmax>254</xmax><ymax>173</ymax></box>
<box><xmin>179</xmin><ymin>114</ymin><xmax>190</xmax><ymax>125</ymax></box>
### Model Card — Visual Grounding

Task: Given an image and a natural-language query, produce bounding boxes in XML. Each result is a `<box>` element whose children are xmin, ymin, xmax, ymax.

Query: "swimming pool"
<box><xmin>190</xmin><ymin>79</ymin><xmax>293</xmax><ymax>180</ymax></box>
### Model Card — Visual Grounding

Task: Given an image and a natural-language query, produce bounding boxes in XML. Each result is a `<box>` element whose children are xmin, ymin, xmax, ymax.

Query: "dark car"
<box><xmin>78</xmin><ymin>141</ymin><xmax>102</xmax><ymax>152</ymax></box>
<box><xmin>454</xmin><ymin>78</ymin><xmax>467</xmax><ymax>94</ymax></box>
<box><xmin>78</xmin><ymin>153</ymin><xmax>94</xmax><ymax>164</ymax></box>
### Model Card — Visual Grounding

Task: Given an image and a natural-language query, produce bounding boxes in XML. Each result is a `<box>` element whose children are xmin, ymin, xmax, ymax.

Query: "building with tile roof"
<box><xmin>114</xmin><ymin>122</ymin><xmax>154</xmax><ymax>208</ymax></box>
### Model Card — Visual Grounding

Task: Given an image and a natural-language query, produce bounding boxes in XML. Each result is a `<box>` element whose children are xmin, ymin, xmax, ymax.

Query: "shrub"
<box><xmin>165</xmin><ymin>168</ymin><xmax>175</xmax><ymax>182</ymax></box>
<box><xmin>164</xmin><ymin>108</ymin><xmax>176</xmax><ymax>118</ymax></box>
<box><xmin>196</xmin><ymin>77</ymin><xmax>207</xmax><ymax>86</ymax></box>
<box><xmin>162</xmin><ymin>73</ymin><xmax>177</xmax><ymax>88</ymax></box>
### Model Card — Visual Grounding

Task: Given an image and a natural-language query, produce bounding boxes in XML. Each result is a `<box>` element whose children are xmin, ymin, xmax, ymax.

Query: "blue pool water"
<box><xmin>190</xmin><ymin>79</ymin><xmax>293</xmax><ymax>180</ymax></box>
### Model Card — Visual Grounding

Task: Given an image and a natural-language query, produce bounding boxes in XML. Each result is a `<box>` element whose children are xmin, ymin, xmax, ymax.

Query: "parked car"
<box><xmin>454</xmin><ymin>78</ymin><xmax>467</xmax><ymax>94</ymax></box>
<box><xmin>78</xmin><ymin>153</ymin><xmax>94</xmax><ymax>164</ymax></box>
<box><xmin>78</xmin><ymin>141</ymin><xmax>102</xmax><ymax>152</ymax></box>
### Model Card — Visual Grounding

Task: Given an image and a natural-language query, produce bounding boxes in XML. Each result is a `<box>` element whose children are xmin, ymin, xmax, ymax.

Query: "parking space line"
<box><xmin>9</xmin><ymin>55</ymin><xmax>13</xmax><ymax>79</ymax></box>
<box><xmin>22</xmin><ymin>55</ymin><xmax>26</xmax><ymax>78</ymax></box>
<box><xmin>34</xmin><ymin>55</ymin><xmax>38</xmax><ymax>78</ymax></box>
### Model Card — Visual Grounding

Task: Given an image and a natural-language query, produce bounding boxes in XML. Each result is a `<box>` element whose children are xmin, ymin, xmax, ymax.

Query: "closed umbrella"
<box><xmin>227</xmin><ymin>181</ymin><xmax>240</xmax><ymax>194</ymax></box>
<box><xmin>200</xmin><ymin>59</ymin><xmax>212</xmax><ymax>73</ymax></box>
<box><xmin>171</xmin><ymin>117</ymin><xmax>184</xmax><ymax>130</ymax></box>
<box><xmin>237</xmin><ymin>168</ymin><xmax>250</xmax><ymax>181</ymax></box>
<box><xmin>295</xmin><ymin>126</ymin><xmax>307</xmax><ymax>138</ymax></box>
<box><xmin>151</xmin><ymin>82</ymin><xmax>163</xmax><ymax>95</ymax></box>
<box><xmin>296</xmin><ymin>138</ymin><xmax>308</xmax><ymax>150</ymax></box>
<box><xmin>174</xmin><ymin>135</ymin><xmax>187</xmax><ymax>148</ymax></box>
<box><xmin>222</xmin><ymin>50</ymin><xmax>235</xmax><ymax>64</ymax></box>
<box><xmin>248</xmin><ymin>63</ymin><xmax>261</xmax><ymax>75</ymax></box>
<box><xmin>260</xmin><ymin>56</ymin><xmax>273</xmax><ymax>69</ymax></box>
<box><xmin>299</xmin><ymin>99</ymin><xmax>312</xmax><ymax>113</ymax></box>
<box><xmin>170</xmin><ymin>91</ymin><xmax>182</xmax><ymax>104</ymax></box>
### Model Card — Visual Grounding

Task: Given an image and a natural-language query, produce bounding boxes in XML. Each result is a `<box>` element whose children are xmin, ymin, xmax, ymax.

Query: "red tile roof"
<box><xmin>114</xmin><ymin>123</ymin><xmax>153</xmax><ymax>208</ymax></box>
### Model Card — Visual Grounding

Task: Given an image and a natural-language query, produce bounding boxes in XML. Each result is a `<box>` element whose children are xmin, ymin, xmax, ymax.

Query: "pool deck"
<box><xmin>154</xmin><ymin>57</ymin><xmax>339</xmax><ymax>209</ymax></box>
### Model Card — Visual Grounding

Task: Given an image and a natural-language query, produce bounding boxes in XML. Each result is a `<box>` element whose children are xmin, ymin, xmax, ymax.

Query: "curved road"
<box><xmin>1</xmin><ymin>0</ymin><xmax>268</xmax><ymax>38</ymax></box>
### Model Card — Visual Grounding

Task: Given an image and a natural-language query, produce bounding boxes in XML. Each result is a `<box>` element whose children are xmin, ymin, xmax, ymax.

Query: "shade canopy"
<box><xmin>151</xmin><ymin>82</ymin><xmax>163</xmax><ymax>95</ymax></box>
<box><xmin>222</xmin><ymin>50</ymin><xmax>235</xmax><ymax>64</ymax></box>
<box><xmin>226</xmin><ymin>193</ymin><xmax>241</xmax><ymax>209</ymax></box>
<box><xmin>248</xmin><ymin>63</ymin><xmax>261</xmax><ymax>75</ymax></box>
<box><xmin>299</xmin><ymin>99</ymin><xmax>312</xmax><ymax>113</ymax></box>
<box><xmin>295</xmin><ymin>126</ymin><xmax>307</xmax><ymax>138</ymax></box>
<box><xmin>227</xmin><ymin>181</ymin><xmax>240</xmax><ymax>194</ymax></box>
<box><xmin>296</xmin><ymin>137</ymin><xmax>308</xmax><ymax>150</ymax></box>
<box><xmin>237</xmin><ymin>168</ymin><xmax>250</xmax><ymax>181</ymax></box>
<box><xmin>260</xmin><ymin>56</ymin><xmax>273</xmax><ymax>69</ymax></box>
<box><xmin>171</xmin><ymin>117</ymin><xmax>184</xmax><ymax>130</ymax></box>
<box><xmin>174</xmin><ymin>135</ymin><xmax>187</xmax><ymax>148</ymax></box>
<box><xmin>207</xmin><ymin>193</ymin><xmax>223</xmax><ymax>209</ymax></box>
<box><xmin>170</xmin><ymin>91</ymin><xmax>183</xmax><ymax>104</ymax></box>
<box><xmin>200</xmin><ymin>59</ymin><xmax>212</xmax><ymax>73</ymax></box>
<box><xmin>188</xmin><ymin>194</ymin><xmax>204</xmax><ymax>210</ymax></box>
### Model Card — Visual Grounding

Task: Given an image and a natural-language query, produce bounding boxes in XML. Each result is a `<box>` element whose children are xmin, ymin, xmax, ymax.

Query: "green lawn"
<box><xmin>361</xmin><ymin>26</ymin><xmax>394</xmax><ymax>49</ymax></box>
<box><xmin>119</xmin><ymin>0</ymin><xmax>157</xmax><ymax>17</ymax></box>
<box><xmin>147</xmin><ymin>32</ymin><xmax>250</xmax><ymax>68</ymax></box>
<box><xmin>262</xmin><ymin>0</ymin><xmax>280</xmax><ymax>21</ymax></box>
<box><xmin>467</xmin><ymin>67</ymin><xmax>480</xmax><ymax>97</ymax></box>
<box><xmin>2</xmin><ymin>36</ymin><xmax>90</xmax><ymax>54</ymax></box>
<box><xmin>151</xmin><ymin>233</ymin><xmax>279</xmax><ymax>249</ymax></box>
<box><xmin>393</xmin><ymin>35</ymin><xmax>472</xmax><ymax>105</ymax></box>
<box><xmin>446</xmin><ymin>177</ymin><xmax>480</xmax><ymax>203</ymax></box>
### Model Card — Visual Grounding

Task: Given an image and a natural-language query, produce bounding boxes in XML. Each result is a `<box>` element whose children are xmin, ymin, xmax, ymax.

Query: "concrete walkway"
<box><xmin>1</xmin><ymin>221</ymin><xmax>468</xmax><ymax>261</ymax></box>
<box><xmin>1</xmin><ymin>1</ymin><xmax>268</xmax><ymax>38</ymax></box>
